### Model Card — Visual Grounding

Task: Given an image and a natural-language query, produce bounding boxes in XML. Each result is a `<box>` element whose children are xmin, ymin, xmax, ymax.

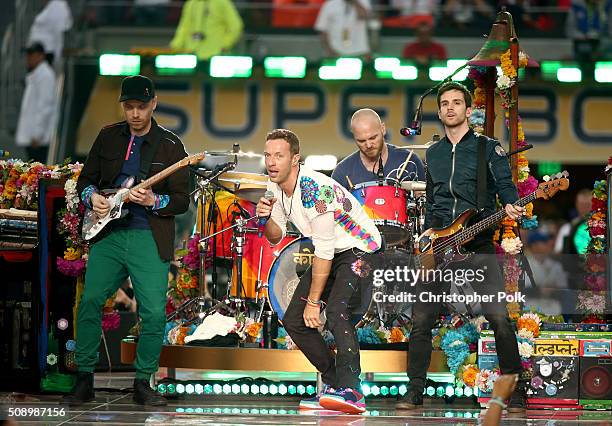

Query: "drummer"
<box><xmin>332</xmin><ymin>108</ymin><xmax>425</xmax><ymax>190</ymax></box>
<box><xmin>257</xmin><ymin>129</ymin><xmax>382</xmax><ymax>414</ymax></box>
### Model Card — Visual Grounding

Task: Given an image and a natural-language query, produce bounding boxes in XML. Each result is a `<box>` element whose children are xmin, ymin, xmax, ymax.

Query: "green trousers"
<box><xmin>75</xmin><ymin>229</ymin><xmax>169</xmax><ymax>380</ymax></box>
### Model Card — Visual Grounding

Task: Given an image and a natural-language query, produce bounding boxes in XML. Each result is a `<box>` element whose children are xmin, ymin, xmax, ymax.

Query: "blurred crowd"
<box><xmin>74</xmin><ymin>0</ymin><xmax>612</xmax><ymax>63</ymax></box>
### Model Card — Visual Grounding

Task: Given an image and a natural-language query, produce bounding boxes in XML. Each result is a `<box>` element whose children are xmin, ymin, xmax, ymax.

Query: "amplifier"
<box><xmin>579</xmin><ymin>340</ymin><xmax>612</xmax><ymax>409</ymax></box>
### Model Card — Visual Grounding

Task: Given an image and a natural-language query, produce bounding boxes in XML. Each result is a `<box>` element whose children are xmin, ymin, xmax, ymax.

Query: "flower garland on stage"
<box><xmin>468</xmin><ymin>50</ymin><xmax>535</xmax><ymax>320</ymax></box>
<box><xmin>578</xmin><ymin>160</ymin><xmax>609</xmax><ymax>320</ymax></box>
<box><xmin>167</xmin><ymin>233</ymin><xmax>203</xmax><ymax>315</ymax></box>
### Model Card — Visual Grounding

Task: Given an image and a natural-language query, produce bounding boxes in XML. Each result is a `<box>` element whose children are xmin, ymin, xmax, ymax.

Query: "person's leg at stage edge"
<box><xmin>397</xmin><ymin>280</ymin><xmax>443</xmax><ymax>410</ymax></box>
<box><xmin>127</xmin><ymin>230</ymin><xmax>171</xmax><ymax>406</ymax></box>
<box><xmin>62</xmin><ymin>231</ymin><xmax>129</xmax><ymax>405</ymax></box>
<box><xmin>318</xmin><ymin>250</ymin><xmax>366</xmax><ymax>414</ymax></box>
<box><xmin>471</xmin><ymin>242</ymin><xmax>525</xmax><ymax>412</ymax></box>
<box><xmin>283</xmin><ymin>266</ymin><xmax>337</xmax><ymax>410</ymax></box>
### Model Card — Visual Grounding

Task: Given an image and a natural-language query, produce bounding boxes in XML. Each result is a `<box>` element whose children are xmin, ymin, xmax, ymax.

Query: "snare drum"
<box><xmin>267</xmin><ymin>238</ymin><xmax>415</xmax><ymax>326</ymax></box>
<box><xmin>230</xmin><ymin>228</ymin><xmax>298</xmax><ymax>299</ymax></box>
<box><xmin>351</xmin><ymin>180</ymin><xmax>411</xmax><ymax>247</ymax></box>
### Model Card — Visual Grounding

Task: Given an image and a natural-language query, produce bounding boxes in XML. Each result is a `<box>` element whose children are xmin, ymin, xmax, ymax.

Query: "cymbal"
<box><xmin>218</xmin><ymin>171</ymin><xmax>268</xmax><ymax>203</ymax></box>
<box><xmin>206</xmin><ymin>150</ymin><xmax>264</xmax><ymax>158</ymax></box>
<box><xmin>400</xmin><ymin>181</ymin><xmax>426</xmax><ymax>191</ymax></box>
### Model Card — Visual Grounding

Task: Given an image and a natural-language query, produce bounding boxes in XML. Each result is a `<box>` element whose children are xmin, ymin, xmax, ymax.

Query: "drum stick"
<box><xmin>397</xmin><ymin>150</ymin><xmax>415</xmax><ymax>182</ymax></box>
<box><xmin>346</xmin><ymin>176</ymin><xmax>354</xmax><ymax>190</ymax></box>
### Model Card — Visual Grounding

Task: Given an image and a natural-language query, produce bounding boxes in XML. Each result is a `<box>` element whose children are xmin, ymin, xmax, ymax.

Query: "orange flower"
<box><xmin>517</xmin><ymin>317</ymin><xmax>540</xmax><ymax>337</ymax></box>
<box><xmin>525</xmin><ymin>203</ymin><xmax>533</xmax><ymax>217</ymax></box>
<box><xmin>462</xmin><ymin>365</ymin><xmax>479</xmax><ymax>387</ymax></box>
<box><xmin>246</xmin><ymin>322</ymin><xmax>263</xmax><ymax>339</ymax></box>
<box><xmin>389</xmin><ymin>327</ymin><xmax>405</xmax><ymax>343</ymax></box>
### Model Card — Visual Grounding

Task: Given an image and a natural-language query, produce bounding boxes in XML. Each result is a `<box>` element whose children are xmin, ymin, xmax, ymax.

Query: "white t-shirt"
<box><xmin>267</xmin><ymin>166</ymin><xmax>382</xmax><ymax>260</ymax></box>
<box><xmin>314</xmin><ymin>0</ymin><xmax>371</xmax><ymax>56</ymax></box>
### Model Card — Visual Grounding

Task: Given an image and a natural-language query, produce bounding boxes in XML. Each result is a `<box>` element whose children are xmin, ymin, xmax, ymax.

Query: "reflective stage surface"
<box><xmin>1</xmin><ymin>373</ymin><xmax>610</xmax><ymax>425</ymax></box>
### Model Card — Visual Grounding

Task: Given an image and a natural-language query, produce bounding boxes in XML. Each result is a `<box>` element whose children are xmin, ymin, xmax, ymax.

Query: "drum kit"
<box><xmin>170</xmin><ymin>145</ymin><xmax>429</xmax><ymax>330</ymax></box>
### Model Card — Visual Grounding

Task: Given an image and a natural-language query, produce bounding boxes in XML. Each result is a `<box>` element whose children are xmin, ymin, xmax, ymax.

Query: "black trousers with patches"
<box><xmin>282</xmin><ymin>249</ymin><xmax>363</xmax><ymax>389</ymax></box>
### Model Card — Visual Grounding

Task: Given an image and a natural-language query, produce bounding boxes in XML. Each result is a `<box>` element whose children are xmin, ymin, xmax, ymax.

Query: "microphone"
<box><xmin>399</xmin><ymin>127</ymin><xmax>419</xmax><ymax>137</ymax></box>
<box><xmin>258</xmin><ymin>190</ymin><xmax>275</xmax><ymax>237</ymax></box>
<box><xmin>0</xmin><ymin>150</ymin><xmax>10</xmax><ymax>157</ymax></box>
<box><xmin>377</xmin><ymin>154</ymin><xmax>384</xmax><ymax>184</ymax></box>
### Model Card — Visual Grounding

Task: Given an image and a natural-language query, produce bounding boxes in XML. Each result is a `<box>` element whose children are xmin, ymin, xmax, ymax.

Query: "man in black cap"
<box><xmin>63</xmin><ymin>75</ymin><xmax>190</xmax><ymax>406</ymax></box>
<box><xmin>15</xmin><ymin>42</ymin><xmax>56</xmax><ymax>163</ymax></box>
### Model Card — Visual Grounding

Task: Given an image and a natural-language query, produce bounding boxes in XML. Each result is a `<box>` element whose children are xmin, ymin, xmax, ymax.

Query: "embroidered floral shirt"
<box><xmin>268</xmin><ymin>166</ymin><xmax>382</xmax><ymax>260</ymax></box>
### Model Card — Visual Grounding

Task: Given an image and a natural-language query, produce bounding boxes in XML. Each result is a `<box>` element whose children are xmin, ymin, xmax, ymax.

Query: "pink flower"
<box><xmin>57</xmin><ymin>257</ymin><xmax>87</xmax><ymax>276</ymax></box>
<box><xmin>517</xmin><ymin>176</ymin><xmax>538</xmax><ymax>198</ymax></box>
<box><xmin>102</xmin><ymin>311</ymin><xmax>120</xmax><ymax>332</ymax></box>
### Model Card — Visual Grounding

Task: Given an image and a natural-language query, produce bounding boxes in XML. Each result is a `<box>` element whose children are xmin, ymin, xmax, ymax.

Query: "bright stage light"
<box><xmin>595</xmin><ymin>62</ymin><xmax>612</xmax><ymax>83</ymax></box>
<box><xmin>155</xmin><ymin>54</ymin><xmax>197</xmax><ymax>74</ymax></box>
<box><xmin>374</xmin><ymin>57</ymin><xmax>418</xmax><ymax>80</ymax></box>
<box><xmin>319</xmin><ymin>58</ymin><xmax>362</xmax><ymax>80</ymax></box>
<box><xmin>557</xmin><ymin>67</ymin><xmax>582</xmax><ymax>82</ymax></box>
<box><xmin>99</xmin><ymin>54</ymin><xmax>140</xmax><ymax>76</ymax></box>
<box><xmin>362</xmin><ymin>384</ymin><xmax>371</xmax><ymax>396</ymax></box>
<box><xmin>264</xmin><ymin>56</ymin><xmax>307</xmax><ymax>78</ymax></box>
<box><xmin>210</xmin><ymin>56</ymin><xmax>253</xmax><ymax>78</ymax></box>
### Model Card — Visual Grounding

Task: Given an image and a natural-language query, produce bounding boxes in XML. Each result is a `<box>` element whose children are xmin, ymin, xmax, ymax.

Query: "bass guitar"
<box><xmin>415</xmin><ymin>173</ymin><xmax>570</xmax><ymax>271</ymax></box>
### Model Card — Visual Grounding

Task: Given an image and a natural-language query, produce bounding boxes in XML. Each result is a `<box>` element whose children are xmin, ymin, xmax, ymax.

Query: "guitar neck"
<box><xmin>454</xmin><ymin>192</ymin><xmax>537</xmax><ymax>246</ymax></box>
<box><xmin>120</xmin><ymin>163</ymin><xmax>182</xmax><ymax>203</ymax></box>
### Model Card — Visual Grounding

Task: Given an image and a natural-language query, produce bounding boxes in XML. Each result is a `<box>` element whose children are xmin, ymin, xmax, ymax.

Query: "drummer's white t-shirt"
<box><xmin>267</xmin><ymin>166</ymin><xmax>381</xmax><ymax>260</ymax></box>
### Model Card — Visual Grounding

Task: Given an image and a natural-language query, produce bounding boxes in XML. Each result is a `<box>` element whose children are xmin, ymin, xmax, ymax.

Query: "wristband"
<box><xmin>488</xmin><ymin>396</ymin><xmax>507</xmax><ymax>409</ymax></box>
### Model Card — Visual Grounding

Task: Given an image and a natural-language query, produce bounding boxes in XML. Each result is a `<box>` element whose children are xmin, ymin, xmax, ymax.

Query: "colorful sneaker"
<box><xmin>319</xmin><ymin>387</ymin><xmax>366</xmax><ymax>414</ymax></box>
<box><xmin>299</xmin><ymin>385</ymin><xmax>335</xmax><ymax>410</ymax></box>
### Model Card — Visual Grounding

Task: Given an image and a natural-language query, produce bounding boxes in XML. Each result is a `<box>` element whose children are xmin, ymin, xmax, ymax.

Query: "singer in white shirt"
<box><xmin>256</xmin><ymin>129</ymin><xmax>381</xmax><ymax>414</ymax></box>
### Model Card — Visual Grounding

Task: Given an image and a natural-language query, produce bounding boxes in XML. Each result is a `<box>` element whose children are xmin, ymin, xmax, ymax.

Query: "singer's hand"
<box><xmin>256</xmin><ymin>196</ymin><xmax>277</xmax><ymax>218</ymax></box>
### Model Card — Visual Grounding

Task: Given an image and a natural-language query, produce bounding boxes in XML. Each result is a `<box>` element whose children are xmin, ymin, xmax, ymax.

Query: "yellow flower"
<box><xmin>64</xmin><ymin>247</ymin><xmax>82</xmax><ymax>261</ymax></box>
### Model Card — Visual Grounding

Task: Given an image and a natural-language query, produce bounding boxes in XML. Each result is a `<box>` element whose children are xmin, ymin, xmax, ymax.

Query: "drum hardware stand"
<box><xmin>167</xmin><ymin>162</ymin><xmax>238</xmax><ymax>322</ymax></box>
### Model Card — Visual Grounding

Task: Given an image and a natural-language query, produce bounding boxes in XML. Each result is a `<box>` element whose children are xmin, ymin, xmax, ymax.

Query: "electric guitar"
<box><xmin>415</xmin><ymin>173</ymin><xmax>570</xmax><ymax>271</ymax></box>
<box><xmin>81</xmin><ymin>152</ymin><xmax>205</xmax><ymax>241</ymax></box>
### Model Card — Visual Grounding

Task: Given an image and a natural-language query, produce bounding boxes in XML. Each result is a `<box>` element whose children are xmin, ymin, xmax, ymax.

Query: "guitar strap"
<box><xmin>476</xmin><ymin>134</ymin><xmax>488</xmax><ymax>212</ymax></box>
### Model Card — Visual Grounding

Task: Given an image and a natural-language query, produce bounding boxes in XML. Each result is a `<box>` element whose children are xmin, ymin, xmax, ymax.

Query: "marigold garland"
<box><xmin>578</xmin><ymin>172</ymin><xmax>608</xmax><ymax>319</ymax></box>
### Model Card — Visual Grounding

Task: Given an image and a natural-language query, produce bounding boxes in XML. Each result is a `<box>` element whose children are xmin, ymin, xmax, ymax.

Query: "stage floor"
<box><xmin>2</xmin><ymin>373</ymin><xmax>611</xmax><ymax>425</ymax></box>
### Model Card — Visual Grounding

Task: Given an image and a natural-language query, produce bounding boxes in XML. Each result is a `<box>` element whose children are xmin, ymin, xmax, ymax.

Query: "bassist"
<box><xmin>64</xmin><ymin>75</ymin><xmax>189</xmax><ymax>406</ymax></box>
<box><xmin>398</xmin><ymin>82</ymin><xmax>527</xmax><ymax>412</ymax></box>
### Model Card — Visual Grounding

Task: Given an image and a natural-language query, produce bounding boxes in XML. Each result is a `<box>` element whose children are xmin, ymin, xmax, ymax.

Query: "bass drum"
<box><xmin>267</xmin><ymin>238</ymin><xmax>416</xmax><ymax>327</ymax></box>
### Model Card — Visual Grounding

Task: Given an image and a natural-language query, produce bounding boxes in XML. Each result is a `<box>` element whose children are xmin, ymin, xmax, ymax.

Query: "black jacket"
<box><xmin>76</xmin><ymin>118</ymin><xmax>190</xmax><ymax>261</ymax></box>
<box><xmin>424</xmin><ymin>129</ymin><xmax>518</xmax><ymax>234</ymax></box>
